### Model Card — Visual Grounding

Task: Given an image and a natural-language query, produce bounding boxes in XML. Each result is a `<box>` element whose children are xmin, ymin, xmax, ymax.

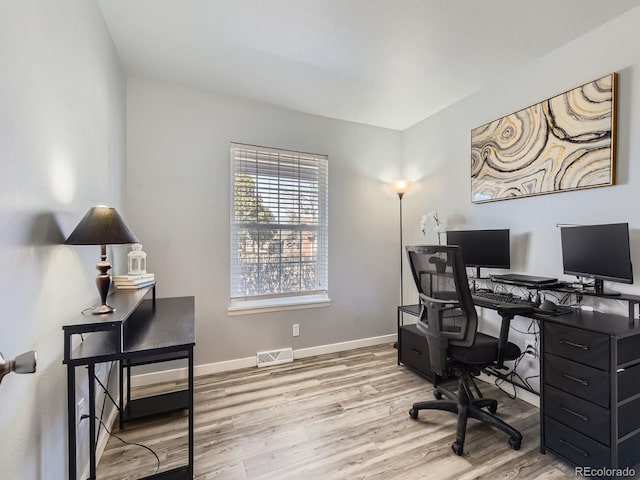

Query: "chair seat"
<box><xmin>450</xmin><ymin>332</ymin><xmax>521</xmax><ymax>366</ymax></box>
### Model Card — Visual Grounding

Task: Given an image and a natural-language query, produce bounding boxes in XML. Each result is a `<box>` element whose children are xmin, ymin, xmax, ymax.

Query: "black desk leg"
<box><xmin>89</xmin><ymin>363</ymin><xmax>97</xmax><ymax>479</ymax></box>
<box><xmin>188</xmin><ymin>346</ymin><xmax>194</xmax><ymax>476</ymax></box>
<box><xmin>119</xmin><ymin>360</ymin><xmax>124</xmax><ymax>431</ymax></box>
<box><xmin>118</xmin><ymin>360</ymin><xmax>132</xmax><ymax>431</ymax></box>
<box><xmin>397</xmin><ymin>308</ymin><xmax>401</xmax><ymax>365</ymax></box>
<box><xmin>67</xmin><ymin>366</ymin><xmax>76</xmax><ymax>480</ymax></box>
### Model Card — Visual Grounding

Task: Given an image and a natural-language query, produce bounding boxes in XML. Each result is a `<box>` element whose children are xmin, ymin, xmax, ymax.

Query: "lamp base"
<box><xmin>91</xmin><ymin>303</ymin><xmax>116</xmax><ymax>315</ymax></box>
<box><xmin>94</xmin><ymin>251</ymin><xmax>115</xmax><ymax>315</ymax></box>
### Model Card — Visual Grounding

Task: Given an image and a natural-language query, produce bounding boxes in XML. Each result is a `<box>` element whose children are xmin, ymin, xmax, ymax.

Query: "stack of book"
<box><xmin>112</xmin><ymin>273</ymin><xmax>155</xmax><ymax>290</ymax></box>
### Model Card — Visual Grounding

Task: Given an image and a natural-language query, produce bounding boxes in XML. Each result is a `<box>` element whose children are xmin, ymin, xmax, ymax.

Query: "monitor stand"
<box><xmin>593</xmin><ymin>279</ymin><xmax>621</xmax><ymax>297</ymax></box>
<box><xmin>469</xmin><ymin>267</ymin><xmax>489</xmax><ymax>292</ymax></box>
<box><xmin>474</xmin><ymin>267</ymin><xmax>481</xmax><ymax>280</ymax></box>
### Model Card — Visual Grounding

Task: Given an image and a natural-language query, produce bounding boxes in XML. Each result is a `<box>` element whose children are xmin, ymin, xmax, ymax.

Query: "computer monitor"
<box><xmin>560</xmin><ymin>223</ymin><xmax>633</xmax><ymax>296</ymax></box>
<box><xmin>446</xmin><ymin>229</ymin><xmax>510</xmax><ymax>278</ymax></box>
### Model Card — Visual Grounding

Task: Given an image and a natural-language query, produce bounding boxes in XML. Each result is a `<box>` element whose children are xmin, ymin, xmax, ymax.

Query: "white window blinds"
<box><xmin>230</xmin><ymin>143</ymin><xmax>329</xmax><ymax>301</ymax></box>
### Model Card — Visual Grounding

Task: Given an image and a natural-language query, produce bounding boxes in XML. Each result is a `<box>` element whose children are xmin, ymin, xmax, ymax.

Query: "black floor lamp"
<box><xmin>391</xmin><ymin>180</ymin><xmax>412</xmax><ymax>306</ymax></box>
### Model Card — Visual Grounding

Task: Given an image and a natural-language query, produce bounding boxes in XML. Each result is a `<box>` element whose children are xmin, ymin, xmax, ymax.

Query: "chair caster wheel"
<box><xmin>508</xmin><ymin>437</ymin><xmax>521</xmax><ymax>450</ymax></box>
<box><xmin>451</xmin><ymin>441</ymin><xmax>464</xmax><ymax>456</ymax></box>
<box><xmin>409</xmin><ymin>408</ymin><xmax>418</xmax><ymax>420</ymax></box>
<box><xmin>434</xmin><ymin>390</ymin><xmax>443</xmax><ymax>400</ymax></box>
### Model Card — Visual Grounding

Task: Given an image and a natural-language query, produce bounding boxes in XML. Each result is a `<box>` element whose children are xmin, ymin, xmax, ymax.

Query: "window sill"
<box><xmin>228</xmin><ymin>294</ymin><xmax>331</xmax><ymax>316</ymax></box>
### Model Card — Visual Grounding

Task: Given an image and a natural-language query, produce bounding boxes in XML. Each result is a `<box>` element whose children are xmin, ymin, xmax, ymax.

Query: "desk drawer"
<box><xmin>544</xmin><ymin>354</ymin><xmax>610</xmax><ymax>408</ymax></box>
<box><xmin>545</xmin><ymin>417</ymin><xmax>610</xmax><ymax>468</ymax></box>
<box><xmin>399</xmin><ymin>324</ymin><xmax>434</xmax><ymax>380</ymax></box>
<box><xmin>544</xmin><ymin>323</ymin><xmax>609</xmax><ymax>370</ymax></box>
<box><xmin>544</xmin><ymin>385</ymin><xmax>610</xmax><ymax>445</ymax></box>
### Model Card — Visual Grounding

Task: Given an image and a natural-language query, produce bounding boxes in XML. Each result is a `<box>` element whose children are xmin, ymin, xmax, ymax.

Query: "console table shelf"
<box><xmin>123</xmin><ymin>390</ymin><xmax>190</xmax><ymax>423</ymax></box>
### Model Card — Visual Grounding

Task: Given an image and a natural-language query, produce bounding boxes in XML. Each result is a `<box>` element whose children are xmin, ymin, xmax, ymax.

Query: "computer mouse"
<box><xmin>539</xmin><ymin>299</ymin><xmax>558</xmax><ymax>312</ymax></box>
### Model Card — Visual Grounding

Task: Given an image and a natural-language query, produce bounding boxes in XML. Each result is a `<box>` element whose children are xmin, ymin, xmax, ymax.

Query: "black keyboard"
<box><xmin>472</xmin><ymin>291</ymin><xmax>535</xmax><ymax>307</ymax></box>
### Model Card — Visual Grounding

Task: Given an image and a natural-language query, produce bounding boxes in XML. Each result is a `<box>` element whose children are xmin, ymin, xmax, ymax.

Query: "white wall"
<box><xmin>126</xmin><ymin>78</ymin><xmax>403</xmax><ymax>367</ymax></box>
<box><xmin>3</xmin><ymin>2</ymin><xmax>634</xmax><ymax>475</ymax></box>
<box><xmin>401</xmin><ymin>7</ymin><xmax>640</xmax><ymax>392</ymax></box>
<box><xmin>0</xmin><ymin>1</ymin><xmax>126</xmax><ymax>478</ymax></box>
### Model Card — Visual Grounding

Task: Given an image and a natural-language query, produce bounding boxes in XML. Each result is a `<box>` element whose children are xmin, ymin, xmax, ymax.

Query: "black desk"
<box><xmin>63</xmin><ymin>287</ymin><xmax>195</xmax><ymax>480</ymax></box>
<box><xmin>397</xmin><ymin>299</ymin><xmax>640</xmax><ymax>476</ymax></box>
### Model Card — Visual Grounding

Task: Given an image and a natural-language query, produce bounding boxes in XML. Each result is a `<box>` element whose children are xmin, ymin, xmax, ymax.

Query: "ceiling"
<box><xmin>97</xmin><ymin>0</ymin><xmax>640</xmax><ymax>130</ymax></box>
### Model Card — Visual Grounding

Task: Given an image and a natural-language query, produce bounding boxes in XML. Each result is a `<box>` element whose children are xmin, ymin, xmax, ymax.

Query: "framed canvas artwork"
<box><xmin>471</xmin><ymin>73</ymin><xmax>617</xmax><ymax>203</ymax></box>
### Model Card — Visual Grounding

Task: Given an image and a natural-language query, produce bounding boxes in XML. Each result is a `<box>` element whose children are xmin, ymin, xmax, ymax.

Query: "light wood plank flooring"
<box><xmin>97</xmin><ymin>344</ymin><xmax>579</xmax><ymax>479</ymax></box>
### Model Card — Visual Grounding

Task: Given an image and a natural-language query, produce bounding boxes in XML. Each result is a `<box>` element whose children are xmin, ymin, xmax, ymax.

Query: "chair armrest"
<box><xmin>418</xmin><ymin>293</ymin><xmax>466</xmax><ymax>341</ymax></box>
<box><xmin>419</xmin><ymin>295</ymin><xmax>460</xmax><ymax>308</ymax></box>
<box><xmin>494</xmin><ymin>304</ymin><xmax>533</xmax><ymax>369</ymax></box>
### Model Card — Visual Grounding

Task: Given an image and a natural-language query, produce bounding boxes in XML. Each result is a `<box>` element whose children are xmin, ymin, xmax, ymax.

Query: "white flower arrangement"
<box><xmin>420</xmin><ymin>211</ymin><xmax>444</xmax><ymax>235</ymax></box>
<box><xmin>419</xmin><ymin>214</ymin><xmax>428</xmax><ymax>235</ymax></box>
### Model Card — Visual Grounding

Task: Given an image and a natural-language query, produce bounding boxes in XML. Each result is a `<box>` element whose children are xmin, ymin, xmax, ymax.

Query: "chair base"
<box><xmin>409</xmin><ymin>373</ymin><xmax>522</xmax><ymax>456</ymax></box>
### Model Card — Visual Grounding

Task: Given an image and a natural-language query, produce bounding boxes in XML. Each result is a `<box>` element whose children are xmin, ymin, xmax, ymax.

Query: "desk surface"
<box><xmin>63</xmin><ymin>293</ymin><xmax>195</xmax><ymax>365</ymax></box>
<box><xmin>400</xmin><ymin>302</ymin><xmax>640</xmax><ymax>337</ymax></box>
<box><xmin>532</xmin><ymin>308</ymin><xmax>640</xmax><ymax>336</ymax></box>
<box><xmin>124</xmin><ymin>297</ymin><xmax>195</xmax><ymax>354</ymax></box>
<box><xmin>63</xmin><ymin>286</ymin><xmax>152</xmax><ymax>329</ymax></box>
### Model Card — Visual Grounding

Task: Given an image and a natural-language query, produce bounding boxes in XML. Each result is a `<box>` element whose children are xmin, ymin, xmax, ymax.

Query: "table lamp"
<box><xmin>65</xmin><ymin>206</ymin><xmax>139</xmax><ymax>314</ymax></box>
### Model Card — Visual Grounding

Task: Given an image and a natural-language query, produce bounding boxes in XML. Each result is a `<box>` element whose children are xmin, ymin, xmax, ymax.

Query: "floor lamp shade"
<box><xmin>66</xmin><ymin>206</ymin><xmax>139</xmax><ymax>314</ymax></box>
<box><xmin>391</xmin><ymin>180</ymin><xmax>412</xmax><ymax>199</ymax></box>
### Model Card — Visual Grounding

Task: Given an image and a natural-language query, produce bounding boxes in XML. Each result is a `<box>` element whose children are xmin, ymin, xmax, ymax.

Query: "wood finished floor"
<box><xmin>97</xmin><ymin>344</ymin><xmax>579</xmax><ymax>479</ymax></box>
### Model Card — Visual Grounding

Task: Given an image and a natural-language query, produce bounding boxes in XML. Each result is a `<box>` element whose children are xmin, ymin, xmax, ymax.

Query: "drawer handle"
<box><xmin>561</xmin><ymin>373</ymin><xmax>589</xmax><ymax>386</ymax></box>
<box><xmin>559</xmin><ymin>438</ymin><xmax>590</xmax><ymax>457</ymax></box>
<box><xmin>559</xmin><ymin>340</ymin><xmax>589</xmax><ymax>350</ymax></box>
<box><xmin>560</xmin><ymin>405</ymin><xmax>589</xmax><ymax>422</ymax></box>
<box><xmin>410</xmin><ymin>348</ymin><xmax>422</xmax><ymax>355</ymax></box>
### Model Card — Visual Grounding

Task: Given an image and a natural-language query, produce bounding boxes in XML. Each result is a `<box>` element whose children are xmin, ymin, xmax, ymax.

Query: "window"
<box><xmin>229</xmin><ymin>143</ymin><xmax>329</xmax><ymax>313</ymax></box>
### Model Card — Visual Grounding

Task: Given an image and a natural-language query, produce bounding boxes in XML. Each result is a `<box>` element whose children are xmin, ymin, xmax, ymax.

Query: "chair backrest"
<box><xmin>405</xmin><ymin>245</ymin><xmax>478</xmax><ymax>374</ymax></box>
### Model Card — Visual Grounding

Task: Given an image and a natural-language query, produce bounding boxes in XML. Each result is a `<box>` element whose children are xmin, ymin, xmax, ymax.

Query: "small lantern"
<box><xmin>127</xmin><ymin>244</ymin><xmax>147</xmax><ymax>275</ymax></box>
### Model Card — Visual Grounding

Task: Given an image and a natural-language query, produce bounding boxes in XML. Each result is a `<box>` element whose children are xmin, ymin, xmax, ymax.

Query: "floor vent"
<box><xmin>256</xmin><ymin>348</ymin><xmax>294</xmax><ymax>368</ymax></box>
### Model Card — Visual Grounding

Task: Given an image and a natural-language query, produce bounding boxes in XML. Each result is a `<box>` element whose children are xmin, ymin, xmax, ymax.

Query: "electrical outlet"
<box><xmin>76</xmin><ymin>397</ymin><xmax>85</xmax><ymax>425</ymax></box>
<box><xmin>292</xmin><ymin>323</ymin><xmax>300</xmax><ymax>337</ymax></box>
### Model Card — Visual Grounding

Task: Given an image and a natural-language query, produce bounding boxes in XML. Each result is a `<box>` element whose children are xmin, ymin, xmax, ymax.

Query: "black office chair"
<box><xmin>405</xmin><ymin>245</ymin><xmax>531</xmax><ymax>455</ymax></box>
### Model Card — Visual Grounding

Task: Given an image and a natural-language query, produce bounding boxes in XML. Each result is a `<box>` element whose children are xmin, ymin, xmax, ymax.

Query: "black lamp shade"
<box><xmin>65</xmin><ymin>206</ymin><xmax>138</xmax><ymax>245</ymax></box>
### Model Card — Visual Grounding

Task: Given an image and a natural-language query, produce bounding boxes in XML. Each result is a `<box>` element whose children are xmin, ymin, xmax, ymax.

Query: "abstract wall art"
<box><xmin>471</xmin><ymin>73</ymin><xmax>616</xmax><ymax>203</ymax></box>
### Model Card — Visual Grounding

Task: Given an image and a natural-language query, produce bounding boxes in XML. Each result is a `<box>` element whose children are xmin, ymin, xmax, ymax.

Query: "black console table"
<box><xmin>63</xmin><ymin>286</ymin><xmax>195</xmax><ymax>480</ymax></box>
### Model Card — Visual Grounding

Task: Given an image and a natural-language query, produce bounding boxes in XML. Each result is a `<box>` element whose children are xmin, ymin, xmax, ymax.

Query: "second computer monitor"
<box><xmin>446</xmin><ymin>229</ymin><xmax>510</xmax><ymax>276</ymax></box>
<box><xmin>560</xmin><ymin>222</ymin><xmax>633</xmax><ymax>295</ymax></box>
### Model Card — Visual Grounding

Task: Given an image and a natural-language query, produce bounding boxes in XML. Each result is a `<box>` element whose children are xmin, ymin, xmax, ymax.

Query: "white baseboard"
<box><xmin>131</xmin><ymin>333</ymin><xmax>397</xmax><ymax>388</ymax></box>
<box><xmin>293</xmin><ymin>334</ymin><xmax>396</xmax><ymax>359</ymax></box>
